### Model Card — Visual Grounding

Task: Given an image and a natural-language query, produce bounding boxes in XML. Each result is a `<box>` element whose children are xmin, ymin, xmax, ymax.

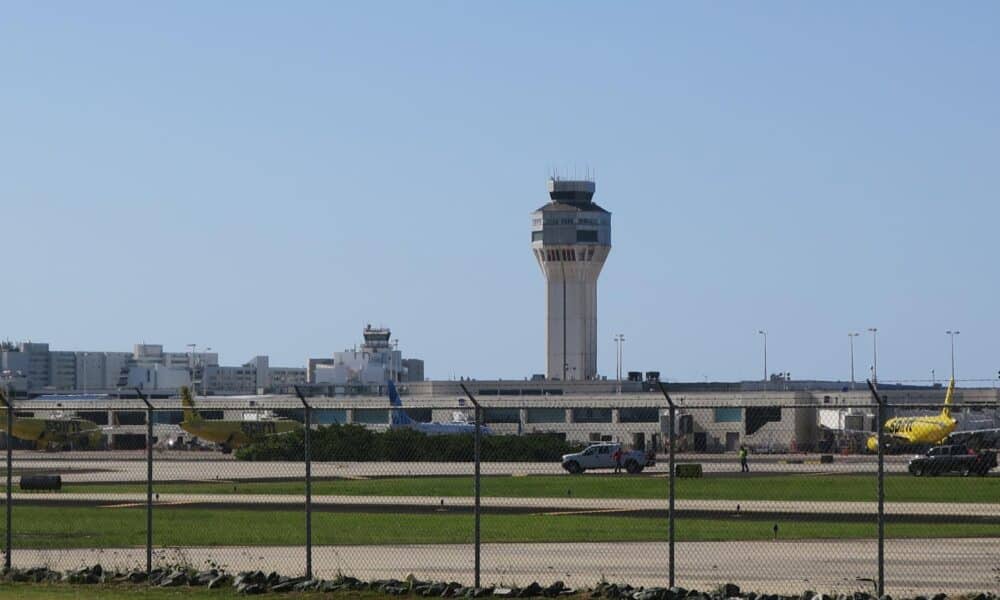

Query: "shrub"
<box><xmin>235</xmin><ymin>424</ymin><xmax>583</xmax><ymax>462</ymax></box>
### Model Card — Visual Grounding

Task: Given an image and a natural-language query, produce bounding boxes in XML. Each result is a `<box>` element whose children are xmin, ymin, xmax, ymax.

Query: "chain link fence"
<box><xmin>0</xmin><ymin>384</ymin><xmax>997</xmax><ymax>594</ymax></box>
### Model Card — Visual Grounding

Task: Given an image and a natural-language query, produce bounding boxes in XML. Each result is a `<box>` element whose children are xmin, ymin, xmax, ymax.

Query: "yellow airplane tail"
<box><xmin>181</xmin><ymin>386</ymin><xmax>201</xmax><ymax>423</ymax></box>
<box><xmin>0</xmin><ymin>390</ymin><xmax>10</xmax><ymax>427</ymax></box>
<box><xmin>941</xmin><ymin>377</ymin><xmax>955</xmax><ymax>420</ymax></box>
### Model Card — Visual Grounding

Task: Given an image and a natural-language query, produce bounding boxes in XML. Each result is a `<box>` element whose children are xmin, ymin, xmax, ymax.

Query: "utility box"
<box><xmin>20</xmin><ymin>475</ymin><xmax>62</xmax><ymax>491</ymax></box>
<box><xmin>675</xmin><ymin>464</ymin><xmax>703</xmax><ymax>478</ymax></box>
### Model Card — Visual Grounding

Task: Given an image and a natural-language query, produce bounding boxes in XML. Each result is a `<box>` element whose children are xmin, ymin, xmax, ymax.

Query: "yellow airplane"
<box><xmin>866</xmin><ymin>378</ymin><xmax>956</xmax><ymax>453</ymax></box>
<box><xmin>179</xmin><ymin>386</ymin><xmax>301</xmax><ymax>453</ymax></box>
<box><xmin>0</xmin><ymin>390</ymin><xmax>106</xmax><ymax>450</ymax></box>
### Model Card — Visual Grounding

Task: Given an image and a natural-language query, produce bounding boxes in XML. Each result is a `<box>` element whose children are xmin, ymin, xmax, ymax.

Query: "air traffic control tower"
<box><xmin>531</xmin><ymin>178</ymin><xmax>611</xmax><ymax>381</ymax></box>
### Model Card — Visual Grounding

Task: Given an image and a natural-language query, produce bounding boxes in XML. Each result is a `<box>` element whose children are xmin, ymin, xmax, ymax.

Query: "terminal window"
<box><xmin>576</xmin><ymin>230</ymin><xmax>598</xmax><ymax>242</ymax></box>
<box><xmin>484</xmin><ymin>408</ymin><xmax>520</xmax><ymax>424</ymax></box>
<box><xmin>619</xmin><ymin>407</ymin><xmax>660</xmax><ymax>423</ymax></box>
<box><xmin>713</xmin><ymin>407</ymin><xmax>742</xmax><ymax>423</ymax></box>
<box><xmin>572</xmin><ymin>408</ymin><xmax>612</xmax><ymax>423</ymax></box>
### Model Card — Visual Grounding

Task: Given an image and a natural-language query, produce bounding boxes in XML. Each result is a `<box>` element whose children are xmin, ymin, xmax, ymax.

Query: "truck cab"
<box><xmin>908</xmin><ymin>444</ymin><xmax>997</xmax><ymax>477</ymax></box>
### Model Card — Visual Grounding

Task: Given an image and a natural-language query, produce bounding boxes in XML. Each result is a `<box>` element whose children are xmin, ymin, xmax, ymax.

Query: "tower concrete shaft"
<box><xmin>531</xmin><ymin>179</ymin><xmax>611</xmax><ymax>380</ymax></box>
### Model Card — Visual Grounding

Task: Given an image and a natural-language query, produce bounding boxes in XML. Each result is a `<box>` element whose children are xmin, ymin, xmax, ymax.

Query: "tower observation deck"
<box><xmin>530</xmin><ymin>178</ymin><xmax>611</xmax><ymax>381</ymax></box>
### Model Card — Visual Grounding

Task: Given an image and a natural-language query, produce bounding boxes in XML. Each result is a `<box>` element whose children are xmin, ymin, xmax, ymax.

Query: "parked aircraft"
<box><xmin>0</xmin><ymin>389</ymin><xmax>107</xmax><ymax>450</ymax></box>
<box><xmin>179</xmin><ymin>386</ymin><xmax>301</xmax><ymax>453</ymax></box>
<box><xmin>867</xmin><ymin>379</ymin><xmax>957</xmax><ymax>453</ymax></box>
<box><xmin>388</xmin><ymin>381</ymin><xmax>492</xmax><ymax>435</ymax></box>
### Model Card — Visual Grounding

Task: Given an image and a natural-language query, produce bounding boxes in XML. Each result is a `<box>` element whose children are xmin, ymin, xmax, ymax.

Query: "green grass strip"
<box><xmin>3</xmin><ymin>506</ymin><xmax>999</xmax><ymax>549</ymax></box>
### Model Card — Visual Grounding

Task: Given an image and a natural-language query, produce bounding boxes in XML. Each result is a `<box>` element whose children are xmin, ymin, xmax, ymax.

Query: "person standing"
<box><xmin>613</xmin><ymin>447</ymin><xmax>623</xmax><ymax>474</ymax></box>
<box><xmin>739</xmin><ymin>445</ymin><xmax>749</xmax><ymax>473</ymax></box>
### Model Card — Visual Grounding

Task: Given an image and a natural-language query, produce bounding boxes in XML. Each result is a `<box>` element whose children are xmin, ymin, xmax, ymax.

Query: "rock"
<box><xmin>234</xmin><ymin>570</ymin><xmax>267</xmax><ymax>588</ymax></box>
<box><xmin>519</xmin><ymin>582</ymin><xmax>543</xmax><ymax>597</ymax></box>
<box><xmin>930</xmin><ymin>595</ymin><xmax>947</xmax><ymax>600</ymax></box>
<box><xmin>669</xmin><ymin>588</ymin><xmax>687</xmax><ymax>600</ymax></box>
<box><xmin>208</xmin><ymin>574</ymin><xmax>231</xmax><ymax>589</ymax></box>
<box><xmin>472</xmin><ymin>587</ymin><xmax>494</xmax><ymax>598</ymax></box>
<box><xmin>159</xmin><ymin>570</ymin><xmax>188</xmax><ymax>587</ymax></box>
<box><xmin>191</xmin><ymin>569</ymin><xmax>218</xmax><ymax>586</ymax></box>
<box><xmin>812</xmin><ymin>595</ymin><xmax>831</xmax><ymax>600</ymax></box>
<box><xmin>237</xmin><ymin>583</ymin><xmax>265</xmax><ymax>595</ymax></box>
<box><xmin>423</xmin><ymin>583</ymin><xmax>448</xmax><ymax>596</ymax></box>
<box><xmin>266</xmin><ymin>571</ymin><xmax>281</xmax><ymax>586</ymax></box>
<box><xmin>293</xmin><ymin>579</ymin><xmax>320</xmax><ymax>591</ymax></box>
<box><xmin>545</xmin><ymin>581</ymin><xmax>567</xmax><ymax>597</ymax></box>
<box><xmin>126</xmin><ymin>570</ymin><xmax>147</xmax><ymax>583</ymax></box>
<box><xmin>634</xmin><ymin>587</ymin><xmax>669</xmax><ymax>600</ymax></box>
<box><xmin>271</xmin><ymin>580</ymin><xmax>298</xmax><ymax>592</ymax></box>
<box><xmin>496</xmin><ymin>588</ymin><xmax>518</xmax><ymax>598</ymax></box>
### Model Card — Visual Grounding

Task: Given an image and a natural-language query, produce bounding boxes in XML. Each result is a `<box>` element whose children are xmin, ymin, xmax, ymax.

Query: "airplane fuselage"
<box><xmin>393</xmin><ymin>422</ymin><xmax>491</xmax><ymax>435</ymax></box>
<box><xmin>1</xmin><ymin>417</ymin><xmax>103</xmax><ymax>447</ymax></box>
<box><xmin>867</xmin><ymin>415</ymin><xmax>956</xmax><ymax>452</ymax></box>
<box><xmin>180</xmin><ymin>419</ymin><xmax>301</xmax><ymax>449</ymax></box>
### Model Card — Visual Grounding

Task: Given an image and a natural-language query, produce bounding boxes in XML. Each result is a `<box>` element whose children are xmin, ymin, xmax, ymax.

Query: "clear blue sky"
<box><xmin>3</xmin><ymin>2</ymin><xmax>998</xmax><ymax>384</ymax></box>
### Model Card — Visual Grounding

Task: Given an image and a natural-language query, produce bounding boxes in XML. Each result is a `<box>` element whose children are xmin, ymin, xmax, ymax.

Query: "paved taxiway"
<box><xmin>12</xmin><ymin>493</ymin><xmax>1000</xmax><ymax>519</ymax></box>
<box><xmin>9</xmin><ymin>539</ymin><xmax>997</xmax><ymax>594</ymax></box>
<box><xmin>7</xmin><ymin>453</ymin><xmax>918</xmax><ymax>483</ymax></box>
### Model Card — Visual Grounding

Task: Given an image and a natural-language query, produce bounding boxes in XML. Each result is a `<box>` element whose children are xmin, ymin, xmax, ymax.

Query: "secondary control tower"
<box><xmin>531</xmin><ymin>178</ymin><xmax>611</xmax><ymax>380</ymax></box>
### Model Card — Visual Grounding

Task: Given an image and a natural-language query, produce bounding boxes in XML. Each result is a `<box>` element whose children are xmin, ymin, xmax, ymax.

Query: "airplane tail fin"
<box><xmin>387</xmin><ymin>381</ymin><xmax>413</xmax><ymax>426</ymax></box>
<box><xmin>941</xmin><ymin>377</ymin><xmax>955</xmax><ymax>419</ymax></box>
<box><xmin>181</xmin><ymin>386</ymin><xmax>201</xmax><ymax>423</ymax></box>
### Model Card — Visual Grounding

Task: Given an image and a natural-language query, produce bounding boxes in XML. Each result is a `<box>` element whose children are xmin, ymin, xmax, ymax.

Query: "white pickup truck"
<box><xmin>561</xmin><ymin>442</ymin><xmax>655</xmax><ymax>474</ymax></box>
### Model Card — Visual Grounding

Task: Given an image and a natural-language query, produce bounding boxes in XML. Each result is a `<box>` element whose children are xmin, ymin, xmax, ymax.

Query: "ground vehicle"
<box><xmin>907</xmin><ymin>444</ymin><xmax>997</xmax><ymax>477</ymax></box>
<box><xmin>561</xmin><ymin>442</ymin><xmax>654</xmax><ymax>474</ymax></box>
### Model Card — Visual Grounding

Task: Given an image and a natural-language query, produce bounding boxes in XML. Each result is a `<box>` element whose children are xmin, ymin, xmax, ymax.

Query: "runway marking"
<box><xmin>538</xmin><ymin>508</ymin><xmax>638</xmax><ymax>517</ymax></box>
<box><xmin>100</xmin><ymin>501</ymin><xmax>196</xmax><ymax>509</ymax></box>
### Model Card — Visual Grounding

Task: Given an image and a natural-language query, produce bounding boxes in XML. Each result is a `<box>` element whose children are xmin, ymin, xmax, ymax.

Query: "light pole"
<box><xmin>867</xmin><ymin>328</ymin><xmax>878</xmax><ymax>384</ymax></box>
<box><xmin>186</xmin><ymin>343</ymin><xmax>197</xmax><ymax>394</ymax></box>
<box><xmin>946</xmin><ymin>330</ymin><xmax>960</xmax><ymax>381</ymax></box>
<box><xmin>614</xmin><ymin>334</ymin><xmax>625</xmax><ymax>393</ymax></box>
<box><xmin>757</xmin><ymin>330</ymin><xmax>767</xmax><ymax>384</ymax></box>
<box><xmin>201</xmin><ymin>347</ymin><xmax>212</xmax><ymax>395</ymax></box>
<box><xmin>848</xmin><ymin>333</ymin><xmax>859</xmax><ymax>389</ymax></box>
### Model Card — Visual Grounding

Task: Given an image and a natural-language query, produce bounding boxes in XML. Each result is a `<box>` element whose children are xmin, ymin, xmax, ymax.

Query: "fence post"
<box><xmin>460</xmin><ymin>384</ymin><xmax>481</xmax><ymax>588</ymax></box>
<box><xmin>867</xmin><ymin>380</ymin><xmax>885</xmax><ymax>596</ymax></box>
<box><xmin>136</xmin><ymin>388</ymin><xmax>154</xmax><ymax>578</ymax></box>
<box><xmin>657</xmin><ymin>382</ymin><xmax>675</xmax><ymax>588</ymax></box>
<box><xmin>294</xmin><ymin>386</ymin><xmax>313</xmax><ymax>580</ymax></box>
<box><xmin>2</xmin><ymin>389</ymin><xmax>12</xmax><ymax>572</ymax></box>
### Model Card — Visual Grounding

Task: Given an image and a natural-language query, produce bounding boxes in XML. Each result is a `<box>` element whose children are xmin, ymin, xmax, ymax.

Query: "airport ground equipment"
<box><xmin>907</xmin><ymin>445</ymin><xmax>998</xmax><ymax>476</ymax></box>
<box><xmin>560</xmin><ymin>442</ymin><xmax>654</xmax><ymax>474</ymax></box>
<box><xmin>18</xmin><ymin>475</ymin><xmax>61</xmax><ymax>491</ymax></box>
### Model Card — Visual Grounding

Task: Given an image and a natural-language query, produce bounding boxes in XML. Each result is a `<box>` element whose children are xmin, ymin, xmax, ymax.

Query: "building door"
<box><xmin>693</xmin><ymin>432</ymin><xmax>707</xmax><ymax>451</ymax></box>
<box><xmin>726</xmin><ymin>432</ymin><xmax>740</xmax><ymax>451</ymax></box>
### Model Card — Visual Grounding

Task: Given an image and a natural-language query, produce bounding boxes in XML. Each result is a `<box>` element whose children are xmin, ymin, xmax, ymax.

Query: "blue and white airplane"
<box><xmin>388</xmin><ymin>381</ymin><xmax>492</xmax><ymax>435</ymax></box>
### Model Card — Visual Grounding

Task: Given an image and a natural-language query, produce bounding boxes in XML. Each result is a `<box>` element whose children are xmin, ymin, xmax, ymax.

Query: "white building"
<box><xmin>313</xmin><ymin>325</ymin><xmax>421</xmax><ymax>385</ymax></box>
